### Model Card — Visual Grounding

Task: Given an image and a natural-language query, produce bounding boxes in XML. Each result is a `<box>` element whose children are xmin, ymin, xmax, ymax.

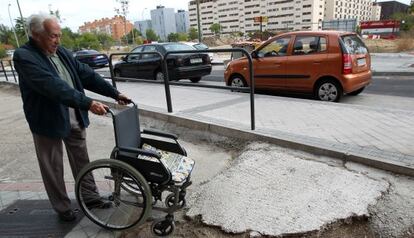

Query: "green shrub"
<box><xmin>0</xmin><ymin>44</ymin><xmax>6</xmax><ymax>59</ymax></box>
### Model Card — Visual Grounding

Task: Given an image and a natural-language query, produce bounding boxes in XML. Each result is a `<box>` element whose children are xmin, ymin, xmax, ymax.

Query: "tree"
<box><xmin>75</xmin><ymin>33</ymin><xmax>101</xmax><ymax>50</ymax></box>
<box><xmin>49</xmin><ymin>9</ymin><xmax>62</xmax><ymax>22</ymax></box>
<box><xmin>167</xmin><ymin>33</ymin><xmax>179</xmax><ymax>42</ymax></box>
<box><xmin>122</xmin><ymin>29</ymin><xmax>142</xmax><ymax>45</ymax></box>
<box><xmin>0</xmin><ymin>25</ymin><xmax>13</xmax><ymax>45</ymax></box>
<box><xmin>60</xmin><ymin>27</ymin><xmax>76</xmax><ymax>50</ymax></box>
<box><xmin>97</xmin><ymin>33</ymin><xmax>115</xmax><ymax>50</ymax></box>
<box><xmin>0</xmin><ymin>44</ymin><xmax>6</xmax><ymax>58</ymax></box>
<box><xmin>145</xmin><ymin>29</ymin><xmax>159</xmax><ymax>41</ymax></box>
<box><xmin>188</xmin><ymin>27</ymin><xmax>198</xmax><ymax>40</ymax></box>
<box><xmin>209</xmin><ymin>23</ymin><xmax>221</xmax><ymax>36</ymax></box>
<box><xmin>391</xmin><ymin>12</ymin><xmax>414</xmax><ymax>31</ymax></box>
<box><xmin>177</xmin><ymin>32</ymin><xmax>188</xmax><ymax>41</ymax></box>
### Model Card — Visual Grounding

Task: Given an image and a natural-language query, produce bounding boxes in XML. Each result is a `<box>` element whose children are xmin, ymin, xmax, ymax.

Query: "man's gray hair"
<box><xmin>27</xmin><ymin>13</ymin><xmax>59</xmax><ymax>37</ymax></box>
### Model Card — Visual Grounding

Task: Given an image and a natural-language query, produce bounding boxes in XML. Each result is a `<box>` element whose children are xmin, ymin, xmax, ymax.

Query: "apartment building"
<box><xmin>325</xmin><ymin>0</ymin><xmax>379</xmax><ymax>22</ymax></box>
<box><xmin>175</xmin><ymin>10</ymin><xmax>190</xmax><ymax>33</ymax></box>
<box><xmin>78</xmin><ymin>16</ymin><xmax>133</xmax><ymax>40</ymax></box>
<box><xmin>151</xmin><ymin>6</ymin><xmax>177</xmax><ymax>41</ymax></box>
<box><xmin>188</xmin><ymin>0</ymin><xmax>379</xmax><ymax>36</ymax></box>
<box><xmin>376</xmin><ymin>1</ymin><xmax>410</xmax><ymax>20</ymax></box>
<box><xmin>135</xmin><ymin>20</ymin><xmax>152</xmax><ymax>38</ymax></box>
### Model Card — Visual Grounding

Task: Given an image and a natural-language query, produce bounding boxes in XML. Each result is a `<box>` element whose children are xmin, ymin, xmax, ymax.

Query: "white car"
<box><xmin>180</xmin><ymin>42</ymin><xmax>214</xmax><ymax>62</ymax></box>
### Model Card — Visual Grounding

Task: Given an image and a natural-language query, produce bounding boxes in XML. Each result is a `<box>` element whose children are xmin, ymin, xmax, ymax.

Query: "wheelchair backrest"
<box><xmin>112</xmin><ymin>104</ymin><xmax>141</xmax><ymax>148</ymax></box>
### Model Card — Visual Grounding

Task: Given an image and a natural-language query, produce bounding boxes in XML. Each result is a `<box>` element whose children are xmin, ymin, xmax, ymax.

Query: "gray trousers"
<box><xmin>32</xmin><ymin>128</ymin><xmax>96</xmax><ymax>213</ymax></box>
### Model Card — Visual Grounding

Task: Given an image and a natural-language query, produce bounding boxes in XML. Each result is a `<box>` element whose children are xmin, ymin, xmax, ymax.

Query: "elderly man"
<box><xmin>13</xmin><ymin>13</ymin><xmax>130</xmax><ymax>222</ymax></box>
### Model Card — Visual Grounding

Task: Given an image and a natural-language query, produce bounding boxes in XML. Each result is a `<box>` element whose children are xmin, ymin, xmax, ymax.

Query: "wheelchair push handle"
<box><xmin>105</xmin><ymin>100</ymin><xmax>136</xmax><ymax>116</ymax></box>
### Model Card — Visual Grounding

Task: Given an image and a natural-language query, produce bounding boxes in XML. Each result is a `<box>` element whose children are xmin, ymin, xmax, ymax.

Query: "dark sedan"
<box><xmin>74</xmin><ymin>50</ymin><xmax>108</xmax><ymax>68</ymax></box>
<box><xmin>113</xmin><ymin>43</ymin><xmax>212</xmax><ymax>83</ymax></box>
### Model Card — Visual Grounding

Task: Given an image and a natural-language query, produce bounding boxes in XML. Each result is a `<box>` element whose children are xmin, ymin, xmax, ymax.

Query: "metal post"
<box><xmin>196</xmin><ymin>0</ymin><xmax>202</xmax><ymax>43</ymax></box>
<box><xmin>1</xmin><ymin>61</ymin><xmax>9</xmax><ymax>82</ymax></box>
<box><xmin>9</xmin><ymin>60</ymin><xmax>17</xmax><ymax>83</ymax></box>
<box><xmin>16</xmin><ymin>0</ymin><xmax>29</xmax><ymax>41</ymax></box>
<box><xmin>163</xmin><ymin>59</ymin><xmax>173</xmax><ymax>113</ymax></box>
<box><xmin>8</xmin><ymin>4</ymin><xmax>20</xmax><ymax>47</ymax></box>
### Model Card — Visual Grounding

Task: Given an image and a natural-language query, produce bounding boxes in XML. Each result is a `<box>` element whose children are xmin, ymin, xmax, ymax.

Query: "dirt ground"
<box><xmin>113</xmin><ymin>112</ymin><xmax>414</xmax><ymax>238</ymax></box>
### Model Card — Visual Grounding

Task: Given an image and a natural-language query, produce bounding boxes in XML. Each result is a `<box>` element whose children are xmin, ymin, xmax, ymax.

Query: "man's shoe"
<box><xmin>85</xmin><ymin>197</ymin><xmax>112</xmax><ymax>209</ymax></box>
<box><xmin>58</xmin><ymin>210</ymin><xmax>77</xmax><ymax>222</ymax></box>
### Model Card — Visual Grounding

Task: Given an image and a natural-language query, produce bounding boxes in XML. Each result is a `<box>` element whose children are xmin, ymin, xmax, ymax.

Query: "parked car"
<box><xmin>181</xmin><ymin>41</ymin><xmax>214</xmax><ymax>62</ymax></box>
<box><xmin>74</xmin><ymin>50</ymin><xmax>108</xmax><ymax>68</ymax></box>
<box><xmin>224</xmin><ymin>31</ymin><xmax>372</xmax><ymax>102</ymax></box>
<box><xmin>114</xmin><ymin>42</ymin><xmax>212</xmax><ymax>83</ymax></box>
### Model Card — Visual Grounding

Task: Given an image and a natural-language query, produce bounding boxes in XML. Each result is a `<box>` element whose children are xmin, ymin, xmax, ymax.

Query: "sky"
<box><xmin>0</xmin><ymin>0</ymin><xmax>189</xmax><ymax>31</ymax></box>
<box><xmin>0</xmin><ymin>0</ymin><xmax>411</xmax><ymax>32</ymax></box>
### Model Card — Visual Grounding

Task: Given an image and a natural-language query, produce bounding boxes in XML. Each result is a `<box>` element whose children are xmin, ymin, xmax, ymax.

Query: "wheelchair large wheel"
<box><xmin>75</xmin><ymin>159</ymin><xmax>152</xmax><ymax>230</ymax></box>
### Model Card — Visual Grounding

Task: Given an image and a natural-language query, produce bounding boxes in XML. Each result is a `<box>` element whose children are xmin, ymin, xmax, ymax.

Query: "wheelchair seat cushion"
<box><xmin>138</xmin><ymin>144</ymin><xmax>195</xmax><ymax>183</ymax></box>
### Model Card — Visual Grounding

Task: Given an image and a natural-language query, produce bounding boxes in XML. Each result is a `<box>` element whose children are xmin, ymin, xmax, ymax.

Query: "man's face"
<box><xmin>33</xmin><ymin>19</ymin><xmax>62</xmax><ymax>55</ymax></box>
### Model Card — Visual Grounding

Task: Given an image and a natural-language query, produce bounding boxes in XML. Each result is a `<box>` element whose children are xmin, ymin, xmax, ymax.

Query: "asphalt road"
<box><xmin>94</xmin><ymin>66</ymin><xmax>414</xmax><ymax>98</ymax></box>
<box><xmin>3</xmin><ymin>65</ymin><xmax>413</xmax><ymax>98</ymax></box>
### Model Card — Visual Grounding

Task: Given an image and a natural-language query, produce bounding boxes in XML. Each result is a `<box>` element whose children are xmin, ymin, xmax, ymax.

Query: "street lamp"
<box><xmin>16</xmin><ymin>0</ymin><xmax>29</xmax><ymax>40</ymax></box>
<box><xmin>8</xmin><ymin>3</ymin><xmax>20</xmax><ymax>47</ymax></box>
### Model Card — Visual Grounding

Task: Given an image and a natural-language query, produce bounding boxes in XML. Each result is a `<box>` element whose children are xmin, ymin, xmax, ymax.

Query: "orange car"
<box><xmin>224</xmin><ymin>31</ymin><xmax>372</xmax><ymax>102</ymax></box>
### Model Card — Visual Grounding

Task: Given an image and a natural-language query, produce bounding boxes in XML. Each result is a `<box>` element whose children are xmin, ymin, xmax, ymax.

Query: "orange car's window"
<box><xmin>341</xmin><ymin>35</ymin><xmax>368</xmax><ymax>54</ymax></box>
<box><xmin>293</xmin><ymin>36</ymin><xmax>327</xmax><ymax>55</ymax></box>
<box><xmin>258</xmin><ymin>37</ymin><xmax>290</xmax><ymax>57</ymax></box>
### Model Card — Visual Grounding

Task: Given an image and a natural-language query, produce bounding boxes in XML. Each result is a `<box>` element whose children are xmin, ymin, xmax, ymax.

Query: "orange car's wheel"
<box><xmin>230</xmin><ymin>74</ymin><xmax>247</xmax><ymax>88</ymax></box>
<box><xmin>315</xmin><ymin>79</ymin><xmax>343</xmax><ymax>102</ymax></box>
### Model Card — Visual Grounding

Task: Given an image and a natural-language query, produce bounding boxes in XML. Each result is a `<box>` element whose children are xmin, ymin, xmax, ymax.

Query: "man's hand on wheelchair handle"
<box><xmin>89</xmin><ymin>101</ymin><xmax>109</xmax><ymax>115</ymax></box>
<box><xmin>117</xmin><ymin>93</ymin><xmax>131</xmax><ymax>105</ymax></box>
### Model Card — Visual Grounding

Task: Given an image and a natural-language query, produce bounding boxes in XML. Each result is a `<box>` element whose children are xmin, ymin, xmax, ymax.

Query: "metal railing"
<box><xmin>108</xmin><ymin>48</ymin><xmax>256</xmax><ymax>130</ymax></box>
<box><xmin>0</xmin><ymin>60</ymin><xmax>18</xmax><ymax>83</ymax></box>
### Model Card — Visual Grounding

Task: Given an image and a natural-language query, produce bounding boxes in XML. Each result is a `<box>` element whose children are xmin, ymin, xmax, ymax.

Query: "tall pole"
<box><xmin>8</xmin><ymin>4</ymin><xmax>20</xmax><ymax>47</ymax></box>
<box><xmin>16</xmin><ymin>0</ymin><xmax>29</xmax><ymax>40</ymax></box>
<box><xmin>196</xmin><ymin>0</ymin><xmax>202</xmax><ymax>42</ymax></box>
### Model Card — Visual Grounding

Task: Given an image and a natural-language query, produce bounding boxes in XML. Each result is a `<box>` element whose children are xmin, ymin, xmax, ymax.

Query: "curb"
<box><xmin>372</xmin><ymin>71</ymin><xmax>414</xmax><ymax>76</ymax></box>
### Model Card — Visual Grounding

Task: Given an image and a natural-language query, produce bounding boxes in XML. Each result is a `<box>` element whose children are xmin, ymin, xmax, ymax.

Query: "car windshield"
<box><xmin>193</xmin><ymin>43</ymin><xmax>208</xmax><ymax>50</ymax></box>
<box><xmin>341</xmin><ymin>35</ymin><xmax>368</xmax><ymax>54</ymax></box>
<box><xmin>163</xmin><ymin>44</ymin><xmax>195</xmax><ymax>52</ymax></box>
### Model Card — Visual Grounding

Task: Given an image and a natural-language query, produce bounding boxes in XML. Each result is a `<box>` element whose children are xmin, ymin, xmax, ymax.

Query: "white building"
<box><xmin>151</xmin><ymin>5</ymin><xmax>177</xmax><ymax>41</ymax></box>
<box><xmin>371</xmin><ymin>3</ymin><xmax>382</xmax><ymax>21</ymax></box>
<box><xmin>188</xmin><ymin>0</ymin><xmax>380</xmax><ymax>36</ymax></box>
<box><xmin>324</xmin><ymin>0</ymin><xmax>377</xmax><ymax>23</ymax></box>
<box><xmin>134</xmin><ymin>20</ymin><xmax>152</xmax><ymax>38</ymax></box>
<box><xmin>175</xmin><ymin>10</ymin><xmax>190</xmax><ymax>33</ymax></box>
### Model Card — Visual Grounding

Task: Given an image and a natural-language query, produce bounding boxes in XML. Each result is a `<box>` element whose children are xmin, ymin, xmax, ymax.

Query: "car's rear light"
<box><xmin>343</xmin><ymin>54</ymin><xmax>352</xmax><ymax>74</ymax></box>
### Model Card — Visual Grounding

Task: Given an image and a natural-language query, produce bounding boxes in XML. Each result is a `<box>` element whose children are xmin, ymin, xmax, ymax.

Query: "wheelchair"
<box><xmin>75</xmin><ymin>101</ymin><xmax>194</xmax><ymax>236</ymax></box>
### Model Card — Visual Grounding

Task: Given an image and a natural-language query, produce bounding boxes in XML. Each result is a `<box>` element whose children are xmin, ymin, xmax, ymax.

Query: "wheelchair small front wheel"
<box><xmin>165</xmin><ymin>193</ymin><xmax>186</xmax><ymax>208</ymax></box>
<box><xmin>151</xmin><ymin>218</ymin><xmax>175</xmax><ymax>237</ymax></box>
<box><xmin>75</xmin><ymin>159</ymin><xmax>152</xmax><ymax>230</ymax></box>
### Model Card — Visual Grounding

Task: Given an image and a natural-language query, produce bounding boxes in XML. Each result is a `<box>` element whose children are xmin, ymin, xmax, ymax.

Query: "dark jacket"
<box><xmin>13</xmin><ymin>38</ymin><xmax>119</xmax><ymax>138</ymax></box>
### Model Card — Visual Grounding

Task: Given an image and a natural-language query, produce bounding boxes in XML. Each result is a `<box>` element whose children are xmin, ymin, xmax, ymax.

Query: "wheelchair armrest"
<box><xmin>142</xmin><ymin>128</ymin><xmax>178</xmax><ymax>140</ymax></box>
<box><xmin>141</xmin><ymin>137</ymin><xmax>187</xmax><ymax>156</ymax></box>
<box><xmin>118</xmin><ymin>146</ymin><xmax>161</xmax><ymax>160</ymax></box>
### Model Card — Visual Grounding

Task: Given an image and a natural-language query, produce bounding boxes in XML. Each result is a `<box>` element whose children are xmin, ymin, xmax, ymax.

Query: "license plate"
<box><xmin>190</xmin><ymin>58</ymin><xmax>202</xmax><ymax>64</ymax></box>
<box><xmin>357</xmin><ymin>58</ymin><xmax>366</xmax><ymax>66</ymax></box>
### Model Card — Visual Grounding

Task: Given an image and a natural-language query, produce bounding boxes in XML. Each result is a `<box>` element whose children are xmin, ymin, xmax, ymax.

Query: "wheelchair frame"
<box><xmin>75</xmin><ymin>102</ymin><xmax>193</xmax><ymax>236</ymax></box>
